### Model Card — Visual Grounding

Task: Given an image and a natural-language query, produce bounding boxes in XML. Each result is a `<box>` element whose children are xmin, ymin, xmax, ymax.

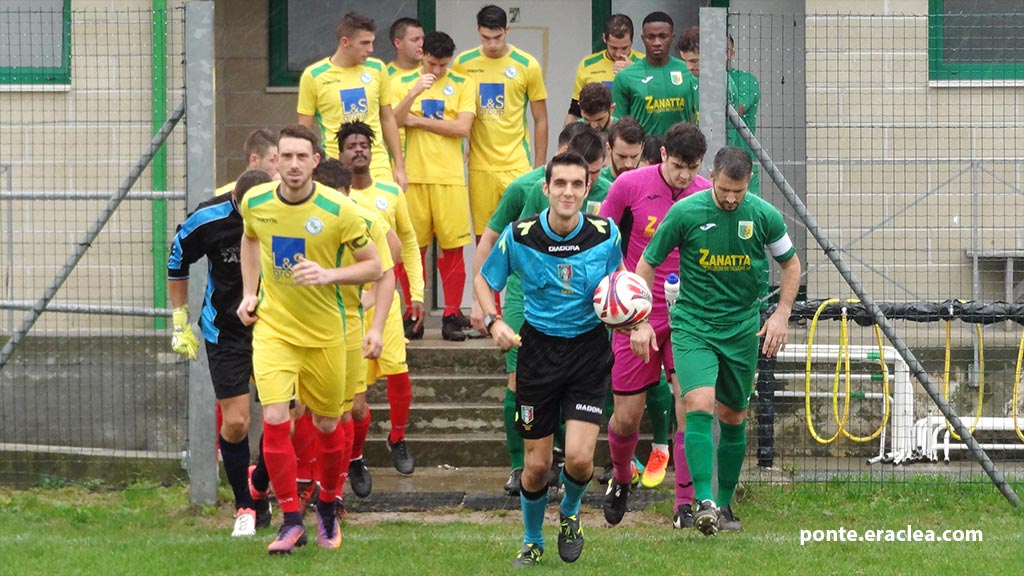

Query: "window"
<box><xmin>0</xmin><ymin>0</ymin><xmax>71</xmax><ymax>85</ymax></box>
<box><xmin>928</xmin><ymin>0</ymin><xmax>1024</xmax><ymax>81</ymax></box>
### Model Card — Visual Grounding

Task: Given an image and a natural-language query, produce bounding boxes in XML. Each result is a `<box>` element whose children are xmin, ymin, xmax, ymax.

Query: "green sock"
<box><xmin>646</xmin><ymin>375</ymin><xmax>673</xmax><ymax>445</ymax></box>
<box><xmin>716</xmin><ymin>419</ymin><xmax>747</xmax><ymax>507</ymax></box>
<box><xmin>504</xmin><ymin>387</ymin><xmax>524</xmax><ymax>469</ymax></box>
<box><xmin>685</xmin><ymin>411</ymin><xmax>715</xmax><ymax>502</ymax></box>
<box><xmin>603</xmin><ymin>387</ymin><xmax>615</xmax><ymax>422</ymax></box>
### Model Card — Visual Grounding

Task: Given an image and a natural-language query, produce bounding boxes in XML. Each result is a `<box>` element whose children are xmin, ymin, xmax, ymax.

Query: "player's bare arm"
<box><xmin>629</xmin><ymin>257</ymin><xmax>659</xmax><ymax>362</ymax></box>
<box><xmin>408</xmin><ymin>111</ymin><xmax>474</xmax><ymax>139</ymax></box>
<box><xmin>291</xmin><ymin>243</ymin><xmax>382</xmax><ymax>286</ymax></box>
<box><xmin>297</xmin><ymin>113</ymin><xmax>314</xmax><ymax>128</ymax></box>
<box><xmin>530</xmin><ymin>99</ymin><xmax>549</xmax><ymax>168</ymax></box>
<box><xmin>393</xmin><ymin>74</ymin><xmax>435</xmax><ymax>125</ymax></box>
<box><xmin>236</xmin><ymin>233</ymin><xmax>261</xmax><ymax>326</ymax></box>
<box><xmin>363</xmin><ymin>267</ymin><xmax>396</xmax><ymax>359</ymax></box>
<box><xmin>380</xmin><ymin>104</ymin><xmax>408</xmax><ymax>189</ymax></box>
<box><xmin>473</xmin><ymin>272</ymin><xmax>519</xmax><ymax>351</ymax></box>
<box><xmin>470</xmin><ymin>227</ymin><xmax>501</xmax><ymax>333</ymax></box>
<box><xmin>757</xmin><ymin>254</ymin><xmax>801</xmax><ymax>357</ymax></box>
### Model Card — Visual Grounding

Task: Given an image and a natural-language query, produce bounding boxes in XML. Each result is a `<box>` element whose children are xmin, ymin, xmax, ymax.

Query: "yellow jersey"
<box><xmin>215</xmin><ymin>181</ymin><xmax>235</xmax><ymax>197</ymax></box>
<box><xmin>572</xmin><ymin>49</ymin><xmax>644</xmax><ymax>100</ymax></box>
<box><xmin>240</xmin><ymin>181</ymin><xmax>375</xmax><ymax>347</ymax></box>
<box><xmin>350</xmin><ymin>180</ymin><xmax>424</xmax><ymax>302</ymax></box>
<box><xmin>452</xmin><ymin>45</ymin><xmax>547</xmax><ymax>171</ymax></box>
<box><xmin>339</xmin><ymin>202</ymin><xmax>395</xmax><ymax>347</ymax></box>
<box><xmin>391</xmin><ymin>68</ymin><xmax>476</xmax><ymax>186</ymax></box>
<box><xmin>297</xmin><ymin>56</ymin><xmax>394</xmax><ymax>177</ymax></box>
<box><xmin>387</xmin><ymin>61</ymin><xmax>418</xmax><ymax>152</ymax></box>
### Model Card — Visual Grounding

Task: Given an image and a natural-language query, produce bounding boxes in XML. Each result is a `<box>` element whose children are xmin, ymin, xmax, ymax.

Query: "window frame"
<box><xmin>0</xmin><ymin>0</ymin><xmax>71</xmax><ymax>85</ymax></box>
<box><xmin>928</xmin><ymin>0</ymin><xmax>1024</xmax><ymax>81</ymax></box>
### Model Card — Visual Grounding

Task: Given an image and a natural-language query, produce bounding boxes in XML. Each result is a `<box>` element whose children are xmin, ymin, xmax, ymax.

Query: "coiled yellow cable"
<box><xmin>942</xmin><ymin>318</ymin><xmax>985</xmax><ymax>441</ymax></box>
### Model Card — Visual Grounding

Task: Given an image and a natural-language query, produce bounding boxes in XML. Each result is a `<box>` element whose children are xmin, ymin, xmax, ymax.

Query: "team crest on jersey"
<box><xmin>305</xmin><ymin>217</ymin><xmax>323</xmax><ymax>235</ymax></box>
<box><xmin>443</xmin><ymin>84</ymin><xmax>455</xmax><ymax>96</ymax></box>
<box><xmin>520</xmin><ymin>405</ymin><xmax>534</xmax><ymax>425</ymax></box>
<box><xmin>738</xmin><ymin>221</ymin><xmax>754</xmax><ymax>240</ymax></box>
<box><xmin>671</xmin><ymin>70</ymin><xmax>683</xmax><ymax>85</ymax></box>
<box><xmin>375</xmin><ymin>197</ymin><xmax>389</xmax><ymax>211</ymax></box>
<box><xmin>271</xmin><ymin>236</ymin><xmax>305</xmax><ymax>281</ymax></box>
<box><xmin>479</xmin><ymin>83</ymin><xmax>505</xmax><ymax>118</ymax></box>
<box><xmin>421</xmin><ymin>99</ymin><xmax>446</xmax><ymax>120</ymax></box>
<box><xmin>504</xmin><ymin>65</ymin><xmax>517</xmax><ymax>79</ymax></box>
<box><xmin>360</xmin><ymin>71</ymin><xmax>372</xmax><ymax>84</ymax></box>
<box><xmin>557</xmin><ymin>263</ymin><xmax>573</xmax><ymax>282</ymax></box>
<box><xmin>340</xmin><ymin>87</ymin><xmax>369</xmax><ymax>119</ymax></box>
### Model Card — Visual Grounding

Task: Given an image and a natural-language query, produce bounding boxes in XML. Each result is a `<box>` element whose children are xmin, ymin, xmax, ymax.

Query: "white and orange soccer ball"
<box><xmin>593</xmin><ymin>271</ymin><xmax>653</xmax><ymax>329</ymax></box>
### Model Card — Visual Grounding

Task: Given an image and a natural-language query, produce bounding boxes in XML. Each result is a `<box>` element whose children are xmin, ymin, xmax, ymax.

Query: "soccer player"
<box><xmin>577</xmin><ymin>82</ymin><xmax>614</xmax><ymax>134</ymax></box>
<box><xmin>237</xmin><ymin>124</ymin><xmax>383</xmax><ymax>554</ymax></box>
<box><xmin>386</xmin><ymin>17</ymin><xmax>424</xmax><ymax>78</ymax></box>
<box><xmin>639</xmin><ymin>134</ymin><xmax>663</xmax><ymax>167</ymax></box>
<box><xmin>337</xmin><ymin>121</ymin><xmax>423</xmax><ymax>486</ymax></box>
<box><xmin>599</xmin><ymin>116</ymin><xmax>644</xmax><ymax>183</ymax></box>
<box><xmin>214</xmin><ymin>129</ymin><xmax>279</xmax><ymax>196</ymax></box>
<box><xmin>453</xmin><ymin>4</ymin><xmax>548</xmax><ymax>239</ymax></box>
<box><xmin>475</xmin><ymin>152</ymin><xmax>622</xmax><ymax>567</ymax></box>
<box><xmin>612</xmin><ymin>12</ymin><xmax>696</xmax><ymax>136</ymax></box>
<box><xmin>632</xmin><ymin>146</ymin><xmax>800</xmax><ymax>535</ymax></box>
<box><xmin>393</xmin><ymin>30</ymin><xmax>477</xmax><ymax>341</ymax></box>
<box><xmin>297</xmin><ymin>12</ymin><xmax>407</xmax><ymax>189</ymax></box>
<box><xmin>169</xmin><ymin>169</ymin><xmax>273</xmax><ymax>537</ymax></box>
<box><xmin>565</xmin><ymin>14</ymin><xmax>642</xmax><ymax>126</ymax></box>
<box><xmin>599</xmin><ymin>122</ymin><xmax>710</xmax><ymax>529</ymax></box>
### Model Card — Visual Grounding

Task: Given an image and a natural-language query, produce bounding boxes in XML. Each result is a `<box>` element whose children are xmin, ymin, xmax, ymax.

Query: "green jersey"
<box><xmin>642</xmin><ymin>190</ymin><xmax>795</xmax><ymax>325</ymax></box>
<box><xmin>612</xmin><ymin>57</ymin><xmax>697</xmax><ymax>136</ymax></box>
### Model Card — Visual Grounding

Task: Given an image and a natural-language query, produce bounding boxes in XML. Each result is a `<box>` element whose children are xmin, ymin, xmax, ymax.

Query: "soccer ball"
<box><xmin>593</xmin><ymin>271</ymin><xmax>653</xmax><ymax>329</ymax></box>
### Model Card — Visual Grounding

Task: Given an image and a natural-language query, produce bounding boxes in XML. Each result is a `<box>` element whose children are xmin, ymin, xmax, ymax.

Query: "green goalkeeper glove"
<box><xmin>171</xmin><ymin>305</ymin><xmax>199</xmax><ymax>360</ymax></box>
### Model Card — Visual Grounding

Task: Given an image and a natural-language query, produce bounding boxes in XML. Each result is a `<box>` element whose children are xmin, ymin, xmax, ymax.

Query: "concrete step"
<box><xmin>364</xmin><ymin>373</ymin><xmax>508</xmax><ymax>405</ymax></box>
<box><xmin>405</xmin><ymin>339</ymin><xmax>506</xmax><ymax>374</ymax></box>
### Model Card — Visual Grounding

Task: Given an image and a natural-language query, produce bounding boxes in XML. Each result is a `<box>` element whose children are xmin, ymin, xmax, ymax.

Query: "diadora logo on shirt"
<box><xmin>479</xmin><ymin>83</ymin><xmax>505</xmax><ymax>118</ymax></box>
<box><xmin>339</xmin><ymin>87</ymin><xmax>369</xmax><ymax>119</ymax></box>
<box><xmin>271</xmin><ymin>236</ymin><xmax>305</xmax><ymax>281</ymax></box>
<box><xmin>421</xmin><ymin>99</ymin><xmax>446</xmax><ymax>120</ymax></box>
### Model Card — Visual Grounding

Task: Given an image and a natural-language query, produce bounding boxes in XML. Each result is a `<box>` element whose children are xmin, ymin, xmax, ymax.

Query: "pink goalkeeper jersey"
<box><xmin>599</xmin><ymin>164</ymin><xmax>712</xmax><ymax>321</ymax></box>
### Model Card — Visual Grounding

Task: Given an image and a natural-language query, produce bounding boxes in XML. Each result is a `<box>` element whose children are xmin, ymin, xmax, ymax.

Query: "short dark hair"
<box><xmin>389</xmin><ymin>17</ymin><xmax>422</xmax><ymax>43</ymax></box>
<box><xmin>279</xmin><ymin>124</ymin><xmax>321</xmax><ymax>153</ymax></box>
<box><xmin>233</xmin><ymin>169</ymin><xmax>273</xmax><ymax>201</ymax></box>
<box><xmin>312</xmin><ymin>157</ymin><xmax>354</xmax><ymax>191</ymax></box>
<box><xmin>608</xmin><ymin>117</ymin><xmax>645</xmax><ymax>148</ymax></box>
<box><xmin>677</xmin><ymin>26</ymin><xmax>699</xmax><ymax>54</ymax></box>
<box><xmin>557</xmin><ymin>122</ymin><xmax>590</xmax><ymax>148</ymax></box>
<box><xmin>243</xmin><ymin>128</ymin><xmax>277</xmax><ymax>157</ymax></box>
<box><xmin>662</xmin><ymin>123</ymin><xmax>706</xmax><ymax>164</ymax></box>
<box><xmin>337</xmin><ymin>11</ymin><xmax>376</xmax><ymax>40</ymax></box>
<box><xmin>642</xmin><ymin>11</ymin><xmax>673</xmax><ymax>29</ymax></box>
<box><xmin>642</xmin><ymin>135</ymin><xmax>663</xmax><ymax>165</ymax></box>
<box><xmin>337</xmin><ymin>120</ymin><xmax>376</xmax><ymax>148</ymax></box>
<box><xmin>545</xmin><ymin>152</ymin><xmax>589</xmax><ymax>185</ymax></box>
<box><xmin>604</xmin><ymin>14</ymin><xmax>634</xmax><ymax>39</ymax></box>
<box><xmin>713</xmin><ymin>146</ymin><xmax>753</xmax><ymax>181</ymax></box>
<box><xmin>423</xmin><ymin>31</ymin><xmax>456</xmax><ymax>59</ymax></box>
<box><xmin>578</xmin><ymin>82</ymin><xmax>612</xmax><ymax>117</ymax></box>
<box><xmin>476</xmin><ymin>5</ymin><xmax>507</xmax><ymax>29</ymax></box>
<box><xmin>566</xmin><ymin>126</ymin><xmax>606</xmax><ymax>165</ymax></box>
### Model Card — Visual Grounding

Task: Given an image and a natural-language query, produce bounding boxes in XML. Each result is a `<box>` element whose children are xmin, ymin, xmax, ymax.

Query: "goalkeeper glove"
<box><xmin>171</xmin><ymin>305</ymin><xmax>200</xmax><ymax>360</ymax></box>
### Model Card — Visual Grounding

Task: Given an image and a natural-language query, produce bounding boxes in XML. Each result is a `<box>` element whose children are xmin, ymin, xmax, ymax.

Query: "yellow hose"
<box><xmin>805</xmin><ymin>298</ymin><xmax>847</xmax><ymax>444</ymax></box>
<box><xmin>942</xmin><ymin>320</ymin><xmax>986</xmax><ymax>441</ymax></box>
<box><xmin>1012</xmin><ymin>327</ymin><xmax>1024</xmax><ymax>443</ymax></box>
<box><xmin>842</xmin><ymin>320</ymin><xmax>890</xmax><ymax>442</ymax></box>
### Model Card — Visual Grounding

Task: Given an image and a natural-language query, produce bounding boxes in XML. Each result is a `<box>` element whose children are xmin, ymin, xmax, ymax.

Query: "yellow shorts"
<box><xmin>406</xmin><ymin>183</ymin><xmax>472</xmax><ymax>250</ymax></box>
<box><xmin>365</xmin><ymin>293</ymin><xmax>409</xmax><ymax>382</ymax></box>
<box><xmin>468</xmin><ymin>168</ymin><xmax>528</xmax><ymax>237</ymax></box>
<box><xmin>342</xmin><ymin>345</ymin><xmax>367</xmax><ymax>413</ymax></box>
<box><xmin>253</xmin><ymin>335</ymin><xmax>346</xmax><ymax>418</ymax></box>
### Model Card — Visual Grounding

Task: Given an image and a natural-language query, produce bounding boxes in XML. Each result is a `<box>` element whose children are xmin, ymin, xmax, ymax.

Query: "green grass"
<box><xmin>1</xmin><ymin>480</ymin><xmax>1021</xmax><ymax>576</ymax></box>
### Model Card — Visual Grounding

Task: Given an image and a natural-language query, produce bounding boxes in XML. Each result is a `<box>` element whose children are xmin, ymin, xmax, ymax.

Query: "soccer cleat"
<box><xmin>267</xmin><ymin>523</ymin><xmax>307</xmax><ymax>555</ymax></box>
<box><xmin>641</xmin><ymin>448</ymin><xmax>669</xmax><ymax>488</ymax></box>
<box><xmin>334</xmin><ymin>496</ymin><xmax>348</xmax><ymax>522</ymax></box>
<box><xmin>603</xmin><ymin>481</ymin><xmax>630</xmax><ymax>526</ymax></box>
<box><xmin>316</xmin><ymin>508</ymin><xmax>342</xmax><ymax>549</ymax></box>
<box><xmin>719</xmin><ymin>506</ymin><xmax>743</xmax><ymax>532</ymax></box>
<box><xmin>231</xmin><ymin>507</ymin><xmax>256</xmax><ymax>537</ymax></box>
<box><xmin>597</xmin><ymin>464</ymin><xmax>614</xmax><ymax>485</ymax></box>
<box><xmin>348</xmin><ymin>457</ymin><xmax>373</xmax><ymax>498</ymax></box>
<box><xmin>297</xmin><ymin>480</ymin><xmax>318</xmax><ymax>515</ymax></box>
<box><xmin>504</xmin><ymin>468</ymin><xmax>524</xmax><ymax>496</ymax></box>
<box><xmin>248</xmin><ymin>464</ymin><xmax>270</xmax><ymax>501</ymax></box>
<box><xmin>441</xmin><ymin>314</ymin><xmax>468</xmax><ymax>342</ymax></box>
<box><xmin>512</xmin><ymin>543</ymin><xmax>544</xmax><ymax>568</ymax></box>
<box><xmin>693</xmin><ymin>499</ymin><xmax>719</xmax><ymax>536</ymax></box>
<box><xmin>404</xmin><ymin>315</ymin><xmax>424</xmax><ymax>340</ymax></box>
<box><xmin>630</xmin><ymin>459</ymin><xmax>642</xmax><ymax>488</ymax></box>
<box><xmin>557</xmin><ymin>513</ymin><xmax>584</xmax><ymax>563</ymax></box>
<box><xmin>387</xmin><ymin>438</ymin><xmax>415</xmax><ymax>475</ymax></box>
<box><xmin>672</xmin><ymin>503</ymin><xmax>694</xmax><ymax>529</ymax></box>
<box><xmin>253</xmin><ymin>497</ymin><xmax>272</xmax><ymax>529</ymax></box>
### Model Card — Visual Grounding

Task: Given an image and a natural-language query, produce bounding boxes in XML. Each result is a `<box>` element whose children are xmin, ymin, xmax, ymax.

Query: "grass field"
<box><xmin>1</xmin><ymin>479</ymin><xmax>1021</xmax><ymax>576</ymax></box>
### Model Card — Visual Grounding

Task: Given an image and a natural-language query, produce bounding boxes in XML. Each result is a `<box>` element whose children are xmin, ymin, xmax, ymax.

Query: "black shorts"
<box><xmin>515</xmin><ymin>321</ymin><xmax>613</xmax><ymax>439</ymax></box>
<box><xmin>205</xmin><ymin>339</ymin><xmax>253</xmax><ymax>400</ymax></box>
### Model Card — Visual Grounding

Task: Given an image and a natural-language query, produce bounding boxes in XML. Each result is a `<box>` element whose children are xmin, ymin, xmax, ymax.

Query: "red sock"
<box><xmin>395</xmin><ymin>262</ymin><xmax>412</xmax><ymax>316</ymax></box>
<box><xmin>315</xmin><ymin>423</ymin><xmax>346</xmax><ymax>501</ymax></box>
<box><xmin>215</xmin><ymin>403</ymin><xmax>223</xmax><ymax>451</ymax></box>
<box><xmin>438</xmin><ymin>248</ymin><xmax>466</xmax><ymax>316</ymax></box>
<box><xmin>292</xmin><ymin>411</ymin><xmax>317</xmax><ymax>482</ymax></box>
<box><xmin>386</xmin><ymin>372</ymin><xmax>412</xmax><ymax>443</ymax></box>
<box><xmin>351</xmin><ymin>407</ymin><xmax>371</xmax><ymax>460</ymax></box>
<box><xmin>262</xmin><ymin>420</ymin><xmax>299</xmax><ymax>513</ymax></box>
<box><xmin>338</xmin><ymin>418</ymin><xmax>355</xmax><ymax>492</ymax></box>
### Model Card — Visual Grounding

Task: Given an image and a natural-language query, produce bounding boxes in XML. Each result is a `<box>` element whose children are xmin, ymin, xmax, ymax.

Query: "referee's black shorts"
<box><xmin>514</xmin><ymin>320</ymin><xmax>612</xmax><ymax>440</ymax></box>
<box><xmin>205</xmin><ymin>338</ymin><xmax>253</xmax><ymax>400</ymax></box>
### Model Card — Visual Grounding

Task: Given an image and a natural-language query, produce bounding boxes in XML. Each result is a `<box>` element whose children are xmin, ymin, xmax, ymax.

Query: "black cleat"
<box><xmin>603</xmin><ymin>481</ymin><xmax>630</xmax><ymax>526</ymax></box>
<box><xmin>504</xmin><ymin>468</ymin><xmax>524</xmax><ymax>496</ymax></box>
<box><xmin>557</xmin><ymin>513</ymin><xmax>584</xmax><ymax>563</ymax></box>
<box><xmin>719</xmin><ymin>505</ymin><xmax>743</xmax><ymax>531</ymax></box>
<box><xmin>387</xmin><ymin>438</ymin><xmax>415</xmax><ymax>475</ymax></box>
<box><xmin>512</xmin><ymin>543</ymin><xmax>543</xmax><ymax>568</ymax></box>
<box><xmin>404</xmin><ymin>315</ymin><xmax>423</xmax><ymax>340</ymax></box>
<box><xmin>348</xmin><ymin>457</ymin><xmax>373</xmax><ymax>498</ymax></box>
<box><xmin>253</xmin><ymin>497</ymin><xmax>272</xmax><ymax>528</ymax></box>
<box><xmin>693</xmin><ymin>499</ymin><xmax>719</xmax><ymax>536</ymax></box>
<box><xmin>442</xmin><ymin>314</ymin><xmax>468</xmax><ymax>341</ymax></box>
<box><xmin>596</xmin><ymin>464</ymin><xmax>614</xmax><ymax>485</ymax></box>
<box><xmin>672</xmin><ymin>503</ymin><xmax>694</xmax><ymax>529</ymax></box>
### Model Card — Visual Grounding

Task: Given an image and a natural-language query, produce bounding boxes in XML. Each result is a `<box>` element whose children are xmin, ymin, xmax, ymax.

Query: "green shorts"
<box><xmin>503</xmin><ymin>274</ymin><xmax>525</xmax><ymax>374</ymax></box>
<box><xmin>672</xmin><ymin>313</ymin><xmax>760</xmax><ymax>411</ymax></box>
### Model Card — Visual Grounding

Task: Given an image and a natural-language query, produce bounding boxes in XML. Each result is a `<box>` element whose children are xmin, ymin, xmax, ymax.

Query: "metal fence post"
<box><xmin>700</xmin><ymin>7</ymin><xmax>728</xmax><ymax>176</ymax></box>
